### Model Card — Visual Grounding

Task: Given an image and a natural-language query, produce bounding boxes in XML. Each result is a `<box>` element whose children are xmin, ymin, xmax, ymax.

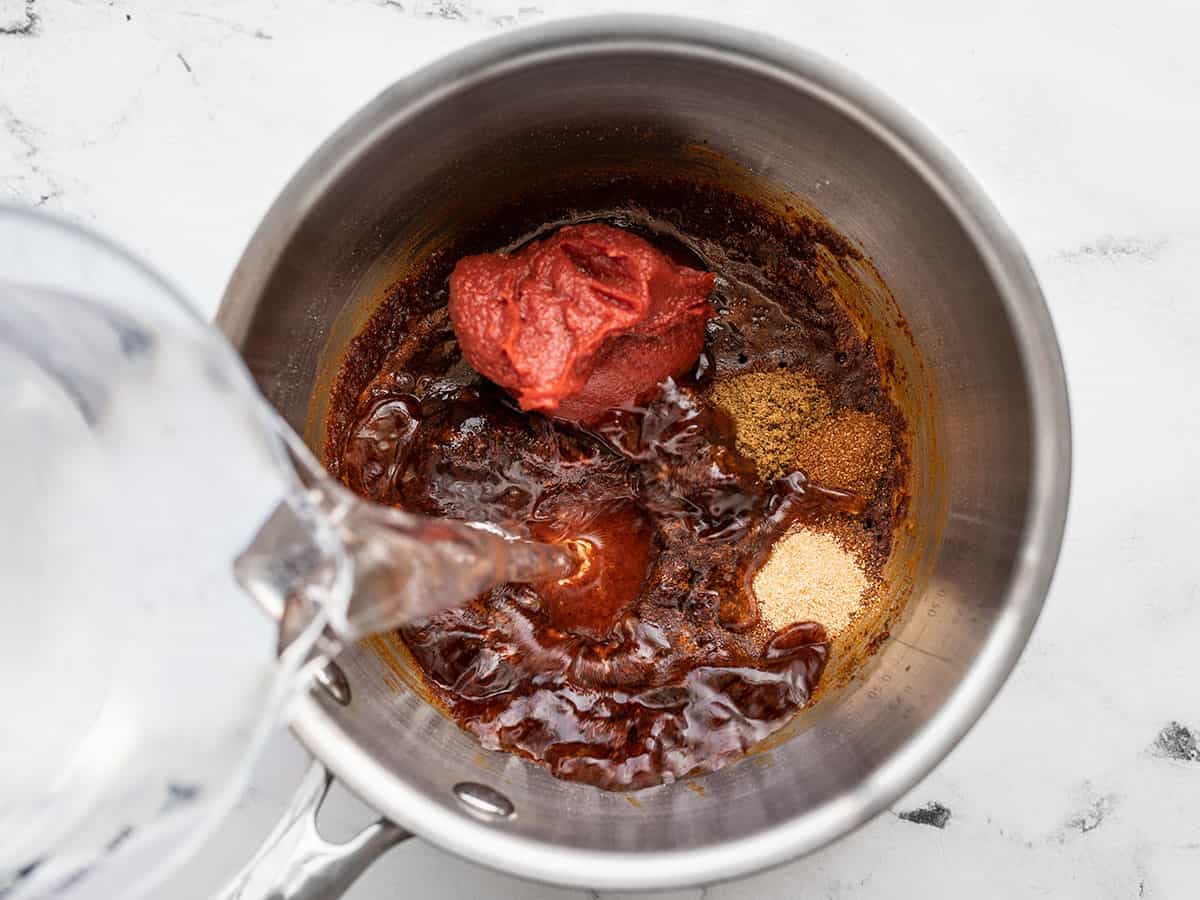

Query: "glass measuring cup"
<box><xmin>0</xmin><ymin>206</ymin><xmax>570</xmax><ymax>899</ymax></box>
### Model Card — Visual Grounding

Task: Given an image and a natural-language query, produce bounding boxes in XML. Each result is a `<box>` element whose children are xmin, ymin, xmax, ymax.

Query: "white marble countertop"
<box><xmin>4</xmin><ymin>1</ymin><xmax>1199</xmax><ymax>897</ymax></box>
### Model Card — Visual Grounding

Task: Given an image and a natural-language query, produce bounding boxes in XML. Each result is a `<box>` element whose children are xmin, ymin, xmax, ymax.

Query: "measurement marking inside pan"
<box><xmin>894</xmin><ymin>638</ymin><xmax>955</xmax><ymax>666</ymax></box>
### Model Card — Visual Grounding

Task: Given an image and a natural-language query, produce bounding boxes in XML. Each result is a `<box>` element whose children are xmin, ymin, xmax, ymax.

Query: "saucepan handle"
<box><xmin>216</xmin><ymin>759</ymin><xmax>411</xmax><ymax>900</ymax></box>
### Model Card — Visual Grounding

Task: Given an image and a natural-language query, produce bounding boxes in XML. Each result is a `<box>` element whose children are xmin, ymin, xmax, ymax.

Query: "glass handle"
<box><xmin>215</xmin><ymin>759</ymin><xmax>410</xmax><ymax>900</ymax></box>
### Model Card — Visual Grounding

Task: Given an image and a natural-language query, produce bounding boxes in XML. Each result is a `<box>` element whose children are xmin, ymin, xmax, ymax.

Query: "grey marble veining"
<box><xmin>3</xmin><ymin>1</ymin><xmax>1198</xmax><ymax>897</ymax></box>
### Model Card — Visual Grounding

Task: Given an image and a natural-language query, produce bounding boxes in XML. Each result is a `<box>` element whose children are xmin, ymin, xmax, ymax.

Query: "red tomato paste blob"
<box><xmin>448</xmin><ymin>223</ymin><xmax>716</xmax><ymax>422</ymax></box>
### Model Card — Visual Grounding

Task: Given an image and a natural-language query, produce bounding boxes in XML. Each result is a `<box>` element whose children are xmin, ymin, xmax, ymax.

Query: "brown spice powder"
<box><xmin>793</xmin><ymin>409</ymin><xmax>892</xmax><ymax>495</ymax></box>
<box><xmin>708</xmin><ymin>371</ymin><xmax>831</xmax><ymax>480</ymax></box>
<box><xmin>753</xmin><ymin>527</ymin><xmax>871</xmax><ymax>636</ymax></box>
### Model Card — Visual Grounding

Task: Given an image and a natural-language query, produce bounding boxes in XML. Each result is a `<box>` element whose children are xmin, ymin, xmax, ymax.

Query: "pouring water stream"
<box><xmin>234</xmin><ymin>421</ymin><xmax>577</xmax><ymax>657</ymax></box>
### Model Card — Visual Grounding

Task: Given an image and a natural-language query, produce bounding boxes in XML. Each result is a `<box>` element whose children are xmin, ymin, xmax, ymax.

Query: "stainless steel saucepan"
<box><xmin>217</xmin><ymin>16</ymin><xmax>1070</xmax><ymax>899</ymax></box>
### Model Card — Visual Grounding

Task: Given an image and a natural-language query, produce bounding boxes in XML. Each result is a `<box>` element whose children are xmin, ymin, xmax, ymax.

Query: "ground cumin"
<box><xmin>793</xmin><ymin>409</ymin><xmax>892</xmax><ymax>495</ymax></box>
<box><xmin>708</xmin><ymin>371</ymin><xmax>831</xmax><ymax>480</ymax></box>
<box><xmin>753</xmin><ymin>527</ymin><xmax>871</xmax><ymax>636</ymax></box>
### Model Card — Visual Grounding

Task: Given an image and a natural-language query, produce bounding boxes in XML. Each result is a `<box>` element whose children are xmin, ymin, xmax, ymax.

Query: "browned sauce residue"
<box><xmin>327</xmin><ymin>178</ymin><xmax>908</xmax><ymax>791</ymax></box>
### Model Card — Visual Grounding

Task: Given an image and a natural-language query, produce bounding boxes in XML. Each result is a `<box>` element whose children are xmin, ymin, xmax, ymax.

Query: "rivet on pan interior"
<box><xmin>315</xmin><ymin>660</ymin><xmax>351</xmax><ymax>705</ymax></box>
<box><xmin>453</xmin><ymin>782</ymin><xmax>515</xmax><ymax>821</ymax></box>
